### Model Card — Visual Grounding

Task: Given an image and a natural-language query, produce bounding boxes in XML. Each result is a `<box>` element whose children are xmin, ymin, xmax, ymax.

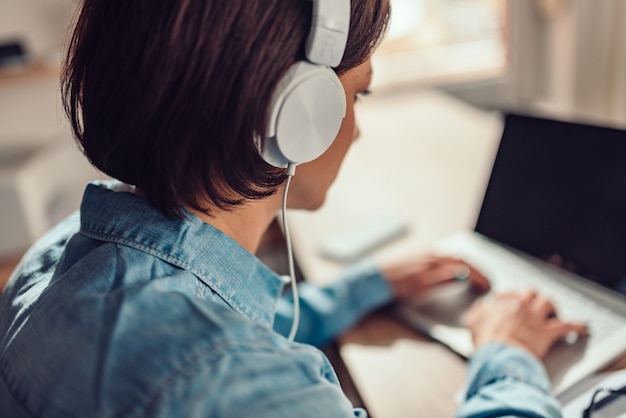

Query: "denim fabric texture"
<box><xmin>0</xmin><ymin>181</ymin><xmax>561</xmax><ymax>417</ymax></box>
<box><xmin>457</xmin><ymin>343</ymin><xmax>563</xmax><ymax>418</ymax></box>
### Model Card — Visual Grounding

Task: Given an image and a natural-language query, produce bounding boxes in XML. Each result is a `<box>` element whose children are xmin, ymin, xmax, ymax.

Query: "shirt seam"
<box><xmin>78</xmin><ymin>230</ymin><xmax>274</xmax><ymax>326</ymax></box>
<box><xmin>80</xmin><ymin>230</ymin><xmax>198</xmax><ymax>275</ymax></box>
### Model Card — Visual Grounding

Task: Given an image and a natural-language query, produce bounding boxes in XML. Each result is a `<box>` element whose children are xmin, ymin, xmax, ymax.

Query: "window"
<box><xmin>372</xmin><ymin>0</ymin><xmax>509</xmax><ymax>89</ymax></box>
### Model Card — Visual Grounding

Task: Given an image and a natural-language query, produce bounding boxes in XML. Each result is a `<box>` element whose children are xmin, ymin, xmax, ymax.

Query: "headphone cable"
<box><xmin>283</xmin><ymin>163</ymin><xmax>300</xmax><ymax>342</ymax></box>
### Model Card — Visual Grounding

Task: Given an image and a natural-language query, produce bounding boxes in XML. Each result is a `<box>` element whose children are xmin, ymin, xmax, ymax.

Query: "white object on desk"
<box><xmin>318</xmin><ymin>216</ymin><xmax>409</xmax><ymax>262</ymax></box>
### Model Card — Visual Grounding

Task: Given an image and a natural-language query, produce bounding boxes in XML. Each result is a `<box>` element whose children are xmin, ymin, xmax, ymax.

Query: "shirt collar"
<box><xmin>79</xmin><ymin>180</ymin><xmax>288</xmax><ymax>328</ymax></box>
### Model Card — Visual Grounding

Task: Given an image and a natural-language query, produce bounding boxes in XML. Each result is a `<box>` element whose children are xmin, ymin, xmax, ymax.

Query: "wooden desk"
<box><xmin>286</xmin><ymin>89</ymin><xmax>626</xmax><ymax>417</ymax></box>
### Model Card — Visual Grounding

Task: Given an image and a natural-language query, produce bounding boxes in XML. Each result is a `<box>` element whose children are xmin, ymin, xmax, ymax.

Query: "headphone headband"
<box><xmin>305</xmin><ymin>0</ymin><xmax>351</xmax><ymax>67</ymax></box>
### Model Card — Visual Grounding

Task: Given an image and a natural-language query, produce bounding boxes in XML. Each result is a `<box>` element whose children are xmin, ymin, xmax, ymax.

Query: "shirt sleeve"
<box><xmin>456</xmin><ymin>343</ymin><xmax>563</xmax><ymax>418</ymax></box>
<box><xmin>273</xmin><ymin>260</ymin><xmax>393</xmax><ymax>347</ymax></box>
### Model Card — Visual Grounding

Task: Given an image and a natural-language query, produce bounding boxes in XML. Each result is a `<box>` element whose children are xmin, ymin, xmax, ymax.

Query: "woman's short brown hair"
<box><xmin>62</xmin><ymin>0</ymin><xmax>390</xmax><ymax>218</ymax></box>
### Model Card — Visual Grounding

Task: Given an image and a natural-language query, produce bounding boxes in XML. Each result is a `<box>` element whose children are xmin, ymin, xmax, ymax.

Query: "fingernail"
<box><xmin>564</xmin><ymin>331</ymin><xmax>579</xmax><ymax>344</ymax></box>
<box><xmin>454</xmin><ymin>265</ymin><xmax>471</xmax><ymax>282</ymax></box>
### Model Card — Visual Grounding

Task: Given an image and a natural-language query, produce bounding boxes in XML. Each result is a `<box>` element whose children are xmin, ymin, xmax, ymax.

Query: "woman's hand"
<box><xmin>380</xmin><ymin>255</ymin><xmax>491</xmax><ymax>301</ymax></box>
<box><xmin>464</xmin><ymin>290</ymin><xmax>587</xmax><ymax>359</ymax></box>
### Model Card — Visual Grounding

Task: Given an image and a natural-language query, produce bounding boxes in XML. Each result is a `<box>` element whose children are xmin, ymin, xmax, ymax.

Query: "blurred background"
<box><xmin>0</xmin><ymin>0</ymin><xmax>625</xmax><ymax>262</ymax></box>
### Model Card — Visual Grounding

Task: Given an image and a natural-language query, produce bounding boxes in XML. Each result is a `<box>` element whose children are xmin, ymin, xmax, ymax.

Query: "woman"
<box><xmin>0</xmin><ymin>0</ymin><xmax>584</xmax><ymax>416</ymax></box>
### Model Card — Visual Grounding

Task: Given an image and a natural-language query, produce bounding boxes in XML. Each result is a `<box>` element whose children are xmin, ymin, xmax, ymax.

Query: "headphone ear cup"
<box><xmin>259</xmin><ymin>62</ymin><xmax>346</xmax><ymax>168</ymax></box>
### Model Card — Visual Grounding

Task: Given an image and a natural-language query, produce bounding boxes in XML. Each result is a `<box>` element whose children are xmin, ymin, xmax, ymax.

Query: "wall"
<box><xmin>0</xmin><ymin>0</ymin><xmax>77</xmax><ymax>62</ymax></box>
<box><xmin>0</xmin><ymin>1</ymin><xmax>99</xmax><ymax>258</ymax></box>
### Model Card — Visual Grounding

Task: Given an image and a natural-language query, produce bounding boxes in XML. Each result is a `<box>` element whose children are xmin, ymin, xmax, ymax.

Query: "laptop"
<box><xmin>394</xmin><ymin>112</ymin><xmax>626</xmax><ymax>395</ymax></box>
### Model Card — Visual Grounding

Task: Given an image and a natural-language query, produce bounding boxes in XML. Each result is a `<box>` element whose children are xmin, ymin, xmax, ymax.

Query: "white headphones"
<box><xmin>258</xmin><ymin>0</ymin><xmax>350</xmax><ymax>168</ymax></box>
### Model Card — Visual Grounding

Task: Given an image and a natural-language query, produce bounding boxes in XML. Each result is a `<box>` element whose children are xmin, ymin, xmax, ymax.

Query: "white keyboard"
<box><xmin>436</xmin><ymin>233</ymin><xmax>626</xmax><ymax>345</ymax></box>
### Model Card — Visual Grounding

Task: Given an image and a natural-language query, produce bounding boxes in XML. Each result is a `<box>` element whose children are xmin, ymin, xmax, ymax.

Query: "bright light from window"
<box><xmin>374</xmin><ymin>0</ymin><xmax>508</xmax><ymax>89</ymax></box>
<box><xmin>386</xmin><ymin>0</ymin><xmax>425</xmax><ymax>40</ymax></box>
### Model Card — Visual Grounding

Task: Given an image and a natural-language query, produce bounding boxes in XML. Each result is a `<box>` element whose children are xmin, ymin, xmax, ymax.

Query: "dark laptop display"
<box><xmin>475</xmin><ymin>113</ymin><xmax>626</xmax><ymax>295</ymax></box>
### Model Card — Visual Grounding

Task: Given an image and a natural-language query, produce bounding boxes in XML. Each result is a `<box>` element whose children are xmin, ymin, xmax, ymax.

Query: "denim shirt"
<box><xmin>0</xmin><ymin>181</ymin><xmax>563</xmax><ymax>417</ymax></box>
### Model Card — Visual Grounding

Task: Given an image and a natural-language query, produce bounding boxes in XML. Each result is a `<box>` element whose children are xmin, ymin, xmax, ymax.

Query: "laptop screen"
<box><xmin>475</xmin><ymin>113</ymin><xmax>626</xmax><ymax>295</ymax></box>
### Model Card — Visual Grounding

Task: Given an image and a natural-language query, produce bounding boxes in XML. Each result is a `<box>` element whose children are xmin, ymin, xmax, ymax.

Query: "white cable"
<box><xmin>283</xmin><ymin>163</ymin><xmax>300</xmax><ymax>342</ymax></box>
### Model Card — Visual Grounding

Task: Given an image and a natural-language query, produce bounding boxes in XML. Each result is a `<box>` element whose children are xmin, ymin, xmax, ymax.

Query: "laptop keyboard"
<box><xmin>437</xmin><ymin>235</ymin><xmax>625</xmax><ymax>345</ymax></box>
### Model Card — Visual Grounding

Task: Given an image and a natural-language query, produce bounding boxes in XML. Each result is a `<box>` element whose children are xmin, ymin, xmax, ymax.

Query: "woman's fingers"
<box><xmin>427</xmin><ymin>257</ymin><xmax>491</xmax><ymax>292</ymax></box>
<box><xmin>382</xmin><ymin>255</ymin><xmax>491</xmax><ymax>300</ymax></box>
<box><xmin>546</xmin><ymin>319</ymin><xmax>588</xmax><ymax>342</ymax></box>
<box><xmin>466</xmin><ymin>290</ymin><xmax>588</xmax><ymax>359</ymax></box>
<box><xmin>531</xmin><ymin>296</ymin><xmax>557</xmax><ymax>319</ymax></box>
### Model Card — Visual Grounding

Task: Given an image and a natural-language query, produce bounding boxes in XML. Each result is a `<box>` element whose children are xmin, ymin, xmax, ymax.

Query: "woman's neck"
<box><xmin>188</xmin><ymin>195</ymin><xmax>282</xmax><ymax>254</ymax></box>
